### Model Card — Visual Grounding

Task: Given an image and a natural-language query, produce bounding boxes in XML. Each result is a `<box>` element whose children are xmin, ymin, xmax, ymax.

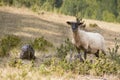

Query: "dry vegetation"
<box><xmin>0</xmin><ymin>6</ymin><xmax>120</xmax><ymax>80</ymax></box>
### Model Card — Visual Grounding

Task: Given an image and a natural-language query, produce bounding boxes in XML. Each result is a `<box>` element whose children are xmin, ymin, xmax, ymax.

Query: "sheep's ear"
<box><xmin>66</xmin><ymin>21</ymin><xmax>71</xmax><ymax>25</ymax></box>
<box><xmin>81</xmin><ymin>24</ymin><xmax>86</xmax><ymax>29</ymax></box>
<box><xmin>78</xmin><ymin>22</ymin><xmax>83</xmax><ymax>25</ymax></box>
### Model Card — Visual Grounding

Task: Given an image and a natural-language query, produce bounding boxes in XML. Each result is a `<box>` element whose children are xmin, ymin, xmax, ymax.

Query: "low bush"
<box><xmin>31</xmin><ymin>36</ymin><xmax>54</xmax><ymax>52</ymax></box>
<box><xmin>89</xmin><ymin>23</ymin><xmax>98</xmax><ymax>27</ymax></box>
<box><xmin>1</xmin><ymin>37</ymin><xmax>120</xmax><ymax>78</ymax></box>
<box><xmin>42</xmin><ymin>38</ymin><xmax>120</xmax><ymax>76</ymax></box>
<box><xmin>8</xmin><ymin>58</ymin><xmax>23</xmax><ymax>68</ymax></box>
<box><xmin>56</xmin><ymin>38</ymin><xmax>76</xmax><ymax>60</ymax></box>
<box><xmin>0</xmin><ymin>35</ymin><xmax>21</xmax><ymax>57</ymax></box>
<box><xmin>41</xmin><ymin>56</ymin><xmax>120</xmax><ymax>76</ymax></box>
<box><xmin>108</xmin><ymin>38</ymin><xmax>120</xmax><ymax>64</ymax></box>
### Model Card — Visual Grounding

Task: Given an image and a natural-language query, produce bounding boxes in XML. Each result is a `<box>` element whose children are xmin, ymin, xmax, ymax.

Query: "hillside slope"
<box><xmin>0</xmin><ymin>6</ymin><xmax>120</xmax><ymax>48</ymax></box>
<box><xmin>0</xmin><ymin>7</ymin><xmax>69</xmax><ymax>46</ymax></box>
<box><xmin>0</xmin><ymin>6</ymin><xmax>120</xmax><ymax>80</ymax></box>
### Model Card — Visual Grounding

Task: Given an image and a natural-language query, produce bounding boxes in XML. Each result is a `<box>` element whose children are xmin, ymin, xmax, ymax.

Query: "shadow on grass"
<box><xmin>0</xmin><ymin>11</ymin><xmax>69</xmax><ymax>46</ymax></box>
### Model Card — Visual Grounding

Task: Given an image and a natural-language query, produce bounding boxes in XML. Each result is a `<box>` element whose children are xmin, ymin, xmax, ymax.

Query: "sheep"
<box><xmin>66</xmin><ymin>19</ymin><xmax>106</xmax><ymax>62</ymax></box>
<box><xmin>20</xmin><ymin>44</ymin><xmax>35</xmax><ymax>60</ymax></box>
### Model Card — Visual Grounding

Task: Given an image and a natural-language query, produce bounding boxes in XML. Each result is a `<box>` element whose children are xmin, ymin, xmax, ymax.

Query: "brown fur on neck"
<box><xmin>73</xmin><ymin>30</ymin><xmax>82</xmax><ymax>48</ymax></box>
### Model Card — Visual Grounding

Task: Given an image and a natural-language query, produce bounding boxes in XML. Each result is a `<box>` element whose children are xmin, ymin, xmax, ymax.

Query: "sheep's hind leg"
<box><xmin>102</xmin><ymin>50</ymin><xmax>106</xmax><ymax>56</ymax></box>
<box><xmin>94</xmin><ymin>50</ymin><xmax>99</xmax><ymax>58</ymax></box>
<box><xmin>84</xmin><ymin>50</ymin><xmax>87</xmax><ymax>60</ymax></box>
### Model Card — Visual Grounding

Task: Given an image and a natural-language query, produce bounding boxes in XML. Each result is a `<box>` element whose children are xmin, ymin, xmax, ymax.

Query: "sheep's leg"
<box><xmin>102</xmin><ymin>50</ymin><xmax>106</xmax><ymax>56</ymax></box>
<box><xmin>84</xmin><ymin>50</ymin><xmax>87</xmax><ymax>60</ymax></box>
<box><xmin>76</xmin><ymin>48</ymin><xmax>84</xmax><ymax>62</ymax></box>
<box><xmin>69</xmin><ymin>49</ymin><xmax>73</xmax><ymax>62</ymax></box>
<box><xmin>78</xmin><ymin>52</ymin><xmax>84</xmax><ymax>62</ymax></box>
<box><xmin>94</xmin><ymin>50</ymin><xmax>99</xmax><ymax>58</ymax></box>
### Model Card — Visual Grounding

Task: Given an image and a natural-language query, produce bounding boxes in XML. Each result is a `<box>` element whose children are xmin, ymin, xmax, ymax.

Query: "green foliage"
<box><xmin>54</xmin><ymin>0</ymin><xmax>63</xmax><ymax>8</ymax></box>
<box><xmin>42</xmin><ymin>57</ymin><xmax>120</xmax><ymax>76</ymax></box>
<box><xmin>12</xmin><ymin>0</ymin><xmax>32</xmax><ymax>7</ymax></box>
<box><xmin>31</xmin><ymin>4</ymin><xmax>40</xmax><ymax>12</ymax></box>
<box><xmin>41</xmin><ymin>1</ymin><xmax>54</xmax><ymax>11</ymax></box>
<box><xmin>39</xmin><ymin>64</ymin><xmax>51</xmax><ymax>75</ymax></box>
<box><xmin>41</xmin><ymin>38</ymin><xmax>120</xmax><ymax>76</ymax></box>
<box><xmin>84</xmin><ymin>0</ymin><xmax>98</xmax><ymax>19</ymax></box>
<box><xmin>117</xmin><ymin>15</ymin><xmax>120</xmax><ymax>22</ymax></box>
<box><xmin>31</xmin><ymin>36</ymin><xmax>54</xmax><ymax>52</ymax></box>
<box><xmin>89</xmin><ymin>23</ymin><xmax>98</xmax><ymax>27</ymax></box>
<box><xmin>0</xmin><ymin>35</ymin><xmax>21</xmax><ymax>57</ymax></box>
<box><xmin>1</xmin><ymin>0</ymin><xmax>120</xmax><ymax>23</ymax></box>
<box><xmin>90</xmin><ymin>58</ymin><xmax>119</xmax><ymax>75</ymax></box>
<box><xmin>1</xmin><ymin>0</ymin><xmax>13</xmax><ymax>5</ymax></box>
<box><xmin>108</xmin><ymin>38</ymin><xmax>120</xmax><ymax>64</ymax></box>
<box><xmin>60</xmin><ymin>0</ymin><xmax>77</xmax><ymax>15</ymax></box>
<box><xmin>0</xmin><ymin>37</ymin><xmax>119</xmax><ymax>78</ymax></box>
<box><xmin>56</xmin><ymin>38</ymin><xmax>75</xmax><ymax>60</ymax></box>
<box><xmin>8</xmin><ymin>58</ymin><xmax>23</xmax><ymax>68</ymax></box>
<box><xmin>102</xmin><ymin>10</ymin><xmax>116</xmax><ymax>22</ymax></box>
<box><xmin>0</xmin><ymin>0</ymin><xmax>4</xmax><ymax>6</ymax></box>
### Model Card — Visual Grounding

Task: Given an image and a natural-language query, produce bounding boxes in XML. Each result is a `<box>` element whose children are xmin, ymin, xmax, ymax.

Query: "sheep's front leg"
<box><xmin>83</xmin><ymin>45</ymin><xmax>89</xmax><ymax>60</ymax></box>
<box><xmin>76</xmin><ymin>47</ymin><xmax>84</xmax><ymax>62</ymax></box>
<box><xmin>69</xmin><ymin>49</ymin><xmax>73</xmax><ymax>62</ymax></box>
<box><xmin>84</xmin><ymin>51</ymin><xmax>87</xmax><ymax>60</ymax></box>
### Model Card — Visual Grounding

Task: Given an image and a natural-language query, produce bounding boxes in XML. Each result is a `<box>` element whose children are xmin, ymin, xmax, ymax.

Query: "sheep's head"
<box><xmin>66</xmin><ymin>21</ymin><xmax>83</xmax><ymax>32</ymax></box>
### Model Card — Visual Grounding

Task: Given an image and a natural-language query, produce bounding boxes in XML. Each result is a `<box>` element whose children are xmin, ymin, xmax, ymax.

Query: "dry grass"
<box><xmin>0</xmin><ymin>6</ymin><xmax>69</xmax><ymax>46</ymax></box>
<box><xmin>0</xmin><ymin>6</ymin><xmax>120</xmax><ymax>80</ymax></box>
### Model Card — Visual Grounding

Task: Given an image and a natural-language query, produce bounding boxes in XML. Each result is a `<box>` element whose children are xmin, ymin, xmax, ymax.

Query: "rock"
<box><xmin>20</xmin><ymin>44</ymin><xmax>35</xmax><ymax>60</ymax></box>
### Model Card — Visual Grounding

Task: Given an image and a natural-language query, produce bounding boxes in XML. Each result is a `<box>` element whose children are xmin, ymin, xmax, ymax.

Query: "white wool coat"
<box><xmin>72</xmin><ymin>29</ymin><xmax>106</xmax><ymax>53</ymax></box>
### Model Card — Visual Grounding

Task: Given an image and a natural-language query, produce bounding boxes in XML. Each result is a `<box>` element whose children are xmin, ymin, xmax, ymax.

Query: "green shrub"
<box><xmin>56</xmin><ymin>38</ymin><xmax>75</xmax><ymax>60</ymax></box>
<box><xmin>41</xmin><ymin>38</ymin><xmax>120</xmax><ymax>76</ymax></box>
<box><xmin>102</xmin><ymin>10</ymin><xmax>116</xmax><ymax>22</ymax></box>
<box><xmin>31</xmin><ymin>36</ymin><xmax>54</xmax><ymax>52</ymax></box>
<box><xmin>39</xmin><ymin>64</ymin><xmax>51</xmax><ymax>75</ymax></box>
<box><xmin>5</xmin><ymin>38</ymin><xmax>120</xmax><ymax>76</ymax></box>
<box><xmin>0</xmin><ymin>1</ymin><xmax>4</xmax><ymax>6</ymax></box>
<box><xmin>89</xmin><ymin>23</ymin><xmax>98</xmax><ymax>27</ymax></box>
<box><xmin>31</xmin><ymin>4</ymin><xmax>39</xmax><ymax>12</ymax></box>
<box><xmin>41</xmin><ymin>1</ymin><xmax>53</xmax><ymax>11</ymax></box>
<box><xmin>108</xmin><ymin>38</ymin><xmax>120</xmax><ymax>64</ymax></box>
<box><xmin>8</xmin><ymin>58</ymin><xmax>23</xmax><ymax>68</ymax></box>
<box><xmin>42</xmin><ymin>56</ymin><xmax>120</xmax><ymax>76</ymax></box>
<box><xmin>0</xmin><ymin>35</ymin><xmax>21</xmax><ymax>57</ymax></box>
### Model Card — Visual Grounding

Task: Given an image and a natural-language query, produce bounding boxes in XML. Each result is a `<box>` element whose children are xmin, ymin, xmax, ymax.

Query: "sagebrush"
<box><xmin>0</xmin><ymin>35</ymin><xmax>21</xmax><ymax>57</ymax></box>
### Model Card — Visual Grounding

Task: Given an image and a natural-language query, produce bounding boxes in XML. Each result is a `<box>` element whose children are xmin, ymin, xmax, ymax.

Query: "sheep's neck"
<box><xmin>73</xmin><ymin>30</ymin><xmax>83</xmax><ymax>47</ymax></box>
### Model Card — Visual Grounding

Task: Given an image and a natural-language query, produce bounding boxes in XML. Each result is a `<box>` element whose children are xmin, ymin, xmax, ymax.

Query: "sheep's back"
<box><xmin>86</xmin><ymin>32</ymin><xmax>105</xmax><ymax>50</ymax></box>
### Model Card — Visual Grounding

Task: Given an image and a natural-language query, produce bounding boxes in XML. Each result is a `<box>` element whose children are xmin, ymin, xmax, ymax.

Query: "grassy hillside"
<box><xmin>0</xmin><ymin>7</ymin><xmax>120</xmax><ymax>48</ymax></box>
<box><xmin>0</xmin><ymin>6</ymin><xmax>120</xmax><ymax>80</ymax></box>
<box><xmin>0</xmin><ymin>7</ymin><xmax>70</xmax><ymax>46</ymax></box>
